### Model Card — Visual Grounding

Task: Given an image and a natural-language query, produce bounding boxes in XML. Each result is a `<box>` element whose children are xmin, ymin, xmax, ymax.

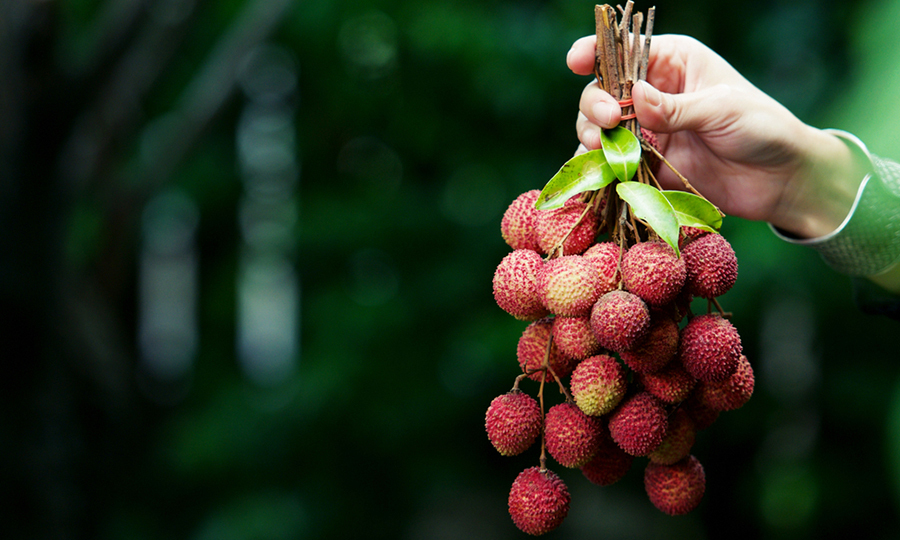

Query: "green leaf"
<box><xmin>534</xmin><ymin>150</ymin><xmax>616</xmax><ymax>210</ymax></box>
<box><xmin>600</xmin><ymin>126</ymin><xmax>641</xmax><ymax>182</ymax></box>
<box><xmin>661</xmin><ymin>191</ymin><xmax>724</xmax><ymax>232</ymax></box>
<box><xmin>616</xmin><ymin>182</ymin><xmax>681</xmax><ymax>256</ymax></box>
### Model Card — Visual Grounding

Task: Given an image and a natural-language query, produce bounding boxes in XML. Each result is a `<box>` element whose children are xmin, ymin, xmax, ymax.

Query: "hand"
<box><xmin>567</xmin><ymin>34</ymin><xmax>869</xmax><ymax>239</ymax></box>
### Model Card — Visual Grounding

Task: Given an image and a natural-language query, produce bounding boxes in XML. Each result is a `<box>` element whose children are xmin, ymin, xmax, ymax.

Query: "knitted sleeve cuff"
<box><xmin>770</xmin><ymin>130</ymin><xmax>900</xmax><ymax>277</ymax></box>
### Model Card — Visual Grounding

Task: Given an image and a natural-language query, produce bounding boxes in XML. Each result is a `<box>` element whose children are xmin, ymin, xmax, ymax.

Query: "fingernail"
<box><xmin>639</xmin><ymin>80</ymin><xmax>662</xmax><ymax>107</ymax></box>
<box><xmin>592</xmin><ymin>102</ymin><xmax>615</xmax><ymax>128</ymax></box>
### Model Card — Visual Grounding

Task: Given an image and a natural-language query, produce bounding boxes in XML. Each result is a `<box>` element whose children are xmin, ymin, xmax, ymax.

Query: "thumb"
<box><xmin>633</xmin><ymin>80</ymin><xmax>730</xmax><ymax>134</ymax></box>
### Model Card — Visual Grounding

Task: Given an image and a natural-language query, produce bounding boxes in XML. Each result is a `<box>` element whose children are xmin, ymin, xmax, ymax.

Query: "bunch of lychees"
<box><xmin>485</xmin><ymin>3</ymin><xmax>756</xmax><ymax>535</ymax></box>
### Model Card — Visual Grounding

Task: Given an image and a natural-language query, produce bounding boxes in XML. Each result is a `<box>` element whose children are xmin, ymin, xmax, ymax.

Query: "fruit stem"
<box><xmin>644</xmin><ymin>143</ymin><xmax>724</xmax><ymax>216</ymax></box>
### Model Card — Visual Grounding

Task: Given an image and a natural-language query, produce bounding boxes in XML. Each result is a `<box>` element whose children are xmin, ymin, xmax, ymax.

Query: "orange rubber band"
<box><xmin>618</xmin><ymin>98</ymin><xmax>636</xmax><ymax>120</ymax></box>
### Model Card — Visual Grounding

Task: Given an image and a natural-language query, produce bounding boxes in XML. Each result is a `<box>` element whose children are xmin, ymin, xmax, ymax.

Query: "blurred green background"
<box><xmin>2</xmin><ymin>0</ymin><xmax>900</xmax><ymax>539</ymax></box>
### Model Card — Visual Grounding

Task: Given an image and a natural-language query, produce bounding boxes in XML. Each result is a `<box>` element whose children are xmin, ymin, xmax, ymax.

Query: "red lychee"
<box><xmin>648</xmin><ymin>408</ymin><xmax>696</xmax><ymax>465</ymax></box>
<box><xmin>493</xmin><ymin>249</ymin><xmax>549</xmax><ymax>321</ymax></box>
<box><xmin>544</xmin><ymin>402</ymin><xmax>603</xmax><ymax>468</ymax></box>
<box><xmin>581</xmin><ymin>432</ymin><xmax>634</xmax><ymax>486</ymax></box>
<box><xmin>638</xmin><ymin>361</ymin><xmax>697</xmax><ymax>405</ymax></box>
<box><xmin>501</xmin><ymin>190</ymin><xmax>542</xmax><ymax>253</ymax></box>
<box><xmin>590</xmin><ymin>290</ymin><xmax>651</xmax><ymax>353</ymax></box>
<box><xmin>582</xmin><ymin>241</ymin><xmax>621</xmax><ymax>295</ymax></box>
<box><xmin>534</xmin><ymin>198</ymin><xmax>598</xmax><ymax>256</ymax></box>
<box><xmin>696</xmin><ymin>354</ymin><xmax>754</xmax><ymax>411</ymax></box>
<box><xmin>485</xmin><ymin>391</ymin><xmax>542</xmax><ymax>456</ymax></box>
<box><xmin>569</xmin><ymin>354</ymin><xmax>627</xmax><ymax>416</ymax></box>
<box><xmin>551</xmin><ymin>315</ymin><xmax>600</xmax><ymax>360</ymax></box>
<box><xmin>621</xmin><ymin>241</ymin><xmax>686</xmax><ymax>306</ymax></box>
<box><xmin>679</xmin><ymin>313</ymin><xmax>742</xmax><ymax>383</ymax></box>
<box><xmin>644</xmin><ymin>455</ymin><xmax>706</xmax><ymax>515</ymax></box>
<box><xmin>508</xmin><ymin>466</ymin><xmax>570</xmax><ymax>535</ymax></box>
<box><xmin>682</xmin><ymin>232</ymin><xmax>738</xmax><ymax>298</ymax></box>
<box><xmin>619</xmin><ymin>312</ymin><xmax>679</xmax><ymax>374</ymax></box>
<box><xmin>682</xmin><ymin>392</ymin><xmax>720</xmax><ymax>431</ymax></box>
<box><xmin>608</xmin><ymin>392</ymin><xmax>669</xmax><ymax>456</ymax></box>
<box><xmin>538</xmin><ymin>255</ymin><xmax>602</xmax><ymax>317</ymax></box>
<box><xmin>517</xmin><ymin>318</ymin><xmax>578</xmax><ymax>382</ymax></box>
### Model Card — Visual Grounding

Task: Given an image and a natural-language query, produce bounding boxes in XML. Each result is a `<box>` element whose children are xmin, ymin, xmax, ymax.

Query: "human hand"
<box><xmin>567</xmin><ymin>34</ymin><xmax>868</xmax><ymax>239</ymax></box>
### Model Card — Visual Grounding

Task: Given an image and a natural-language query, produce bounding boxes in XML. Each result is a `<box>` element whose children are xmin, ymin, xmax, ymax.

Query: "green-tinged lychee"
<box><xmin>679</xmin><ymin>314</ymin><xmax>742</xmax><ymax>382</ymax></box>
<box><xmin>644</xmin><ymin>455</ymin><xmax>706</xmax><ymax>515</ymax></box>
<box><xmin>508</xmin><ymin>467</ymin><xmax>570</xmax><ymax>535</ymax></box>
<box><xmin>639</xmin><ymin>361</ymin><xmax>697</xmax><ymax>405</ymax></box>
<box><xmin>581</xmin><ymin>432</ymin><xmax>635</xmax><ymax>486</ymax></box>
<box><xmin>538</xmin><ymin>255</ymin><xmax>603</xmax><ymax>317</ymax></box>
<box><xmin>608</xmin><ymin>392</ymin><xmax>669</xmax><ymax>456</ymax></box>
<box><xmin>544</xmin><ymin>402</ymin><xmax>603</xmax><ymax>468</ymax></box>
<box><xmin>570</xmin><ymin>354</ymin><xmax>627</xmax><ymax>416</ymax></box>
<box><xmin>534</xmin><ymin>198</ymin><xmax>598</xmax><ymax>256</ymax></box>
<box><xmin>682</xmin><ymin>232</ymin><xmax>738</xmax><ymax>298</ymax></box>
<box><xmin>648</xmin><ymin>409</ymin><xmax>696</xmax><ymax>465</ymax></box>
<box><xmin>582</xmin><ymin>241</ymin><xmax>621</xmax><ymax>295</ymax></box>
<box><xmin>502</xmin><ymin>190</ymin><xmax>542</xmax><ymax>253</ymax></box>
<box><xmin>517</xmin><ymin>318</ymin><xmax>578</xmax><ymax>382</ymax></box>
<box><xmin>696</xmin><ymin>354</ymin><xmax>754</xmax><ymax>411</ymax></box>
<box><xmin>590</xmin><ymin>290</ymin><xmax>651</xmax><ymax>353</ymax></box>
<box><xmin>552</xmin><ymin>316</ymin><xmax>600</xmax><ymax>360</ymax></box>
<box><xmin>619</xmin><ymin>312</ymin><xmax>679</xmax><ymax>374</ymax></box>
<box><xmin>622</xmin><ymin>241</ymin><xmax>686</xmax><ymax>306</ymax></box>
<box><xmin>485</xmin><ymin>391</ymin><xmax>542</xmax><ymax>456</ymax></box>
<box><xmin>493</xmin><ymin>249</ymin><xmax>549</xmax><ymax>321</ymax></box>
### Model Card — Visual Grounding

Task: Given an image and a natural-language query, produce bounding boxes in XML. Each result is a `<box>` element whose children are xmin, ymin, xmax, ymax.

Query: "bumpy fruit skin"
<box><xmin>648</xmin><ymin>409</ymin><xmax>696</xmax><ymax>465</ymax></box>
<box><xmin>682</xmin><ymin>393</ymin><xmax>720</xmax><ymax>431</ymax></box>
<box><xmin>590</xmin><ymin>290</ymin><xmax>651</xmax><ymax>353</ymax></box>
<box><xmin>619</xmin><ymin>313</ymin><xmax>679</xmax><ymax>374</ymax></box>
<box><xmin>552</xmin><ymin>315</ymin><xmax>600</xmax><ymax>360</ymax></box>
<box><xmin>509</xmin><ymin>467</ymin><xmax>571</xmax><ymax>535</ymax></box>
<box><xmin>696</xmin><ymin>354</ymin><xmax>754</xmax><ymax>411</ymax></box>
<box><xmin>485</xmin><ymin>391</ymin><xmax>543</xmax><ymax>456</ymax></box>
<box><xmin>644</xmin><ymin>455</ymin><xmax>706</xmax><ymax>515</ymax></box>
<box><xmin>544</xmin><ymin>402</ymin><xmax>603</xmax><ymax>468</ymax></box>
<box><xmin>682</xmin><ymin>232</ymin><xmax>738</xmax><ymax>298</ymax></box>
<box><xmin>639</xmin><ymin>361</ymin><xmax>697</xmax><ymax>405</ymax></box>
<box><xmin>679</xmin><ymin>314</ymin><xmax>742</xmax><ymax>383</ymax></box>
<box><xmin>581</xmin><ymin>432</ymin><xmax>634</xmax><ymax>486</ymax></box>
<box><xmin>538</xmin><ymin>255</ymin><xmax>602</xmax><ymax>317</ymax></box>
<box><xmin>534</xmin><ymin>199</ymin><xmax>598</xmax><ymax>256</ymax></box>
<box><xmin>621</xmin><ymin>241</ymin><xmax>686</xmax><ymax>306</ymax></box>
<box><xmin>570</xmin><ymin>354</ymin><xmax>627</xmax><ymax>416</ymax></box>
<box><xmin>582</xmin><ymin>241</ymin><xmax>621</xmax><ymax>295</ymax></box>
<box><xmin>517</xmin><ymin>318</ymin><xmax>577</xmax><ymax>382</ymax></box>
<box><xmin>502</xmin><ymin>190</ymin><xmax>542</xmax><ymax>253</ymax></box>
<box><xmin>493</xmin><ymin>249</ymin><xmax>549</xmax><ymax>321</ymax></box>
<box><xmin>608</xmin><ymin>392</ymin><xmax>669</xmax><ymax>456</ymax></box>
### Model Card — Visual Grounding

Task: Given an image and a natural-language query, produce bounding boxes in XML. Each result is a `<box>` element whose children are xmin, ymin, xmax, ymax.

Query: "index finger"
<box><xmin>566</xmin><ymin>35</ymin><xmax>597</xmax><ymax>76</ymax></box>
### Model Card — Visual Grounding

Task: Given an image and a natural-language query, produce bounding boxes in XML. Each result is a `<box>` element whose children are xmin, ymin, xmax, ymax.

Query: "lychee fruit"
<box><xmin>608</xmin><ymin>392</ymin><xmax>669</xmax><ymax>456</ymax></box>
<box><xmin>648</xmin><ymin>409</ymin><xmax>696</xmax><ymax>465</ymax></box>
<box><xmin>644</xmin><ymin>455</ymin><xmax>706</xmax><ymax>515</ymax></box>
<box><xmin>639</xmin><ymin>361</ymin><xmax>697</xmax><ymax>405</ymax></box>
<box><xmin>508</xmin><ymin>466</ymin><xmax>571</xmax><ymax>535</ymax></box>
<box><xmin>493</xmin><ymin>249</ymin><xmax>549</xmax><ymax>321</ymax></box>
<box><xmin>501</xmin><ymin>190</ymin><xmax>542</xmax><ymax>253</ymax></box>
<box><xmin>682</xmin><ymin>232</ymin><xmax>738</xmax><ymax>298</ymax></box>
<box><xmin>544</xmin><ymin>402</ymin><xmax>603</xmax><ymax>468</ymax></box>
<box><xmin>619</xmin><ymin>312</ymin><xmax>679</xmax><ymax>374</ymax></box>
<box><xmin>569</xmin><ymin>354</ymin><xmax>627</xmax><ymax>416</ymax></box>
<box><xmin>534</xmin><ymin>198</ymin><xmax>598</xmax><ymax>256</ymax></box>
<box><xmin>581</xmin><ymin>432</ymin><xmax>635</xmax><ymax>486</ymax></box>
<box><xmin>621</xmin><ymin>241</ymin><xmax>686</xmax><ymax>306</ymax></box>
<box><xmin>696</xmin><ymin>354</ymin><xmax>754</xmax><ymax>411</ymax></box>
<box><xmin>590</xmin><ymin>290</ymin><xmax>651</xmax><ymax>353</ymax></box>
<box><xmin>485</xmin><ymin>391</ymin><xmax>542</xmax><ymax>456</ymax></box>
<box><xmin>582</xmin><ymin>241</ymin><xmax>621</xmax><ymax>295</ymax></box>
<box><xmin>538</xmin><ymin>255</ymin><xmax>602</xmax><ymax>317</ymax></box>
<box><xmin>681</xmin><ymin>392</ymin><xmax>720</xmax><ymax>431</ymax></box>
<box><xmin>679</xmin><ymin>313</ymin><xmax>742</xmax><ymax>383</ymax></box>
<box><xmin>551</xmin><ymin>315</ymin><xmax>600</xmax><ymax>360</ymax></box>
<box><xmin>679</xmin><ymin>225</ymin><xmax>710</xmax><ymax>249</ymax></box>
<box><xmin>517</xmin><ymin>318</ymin><xmax>578</xmax><ymax>382</ymax></box>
